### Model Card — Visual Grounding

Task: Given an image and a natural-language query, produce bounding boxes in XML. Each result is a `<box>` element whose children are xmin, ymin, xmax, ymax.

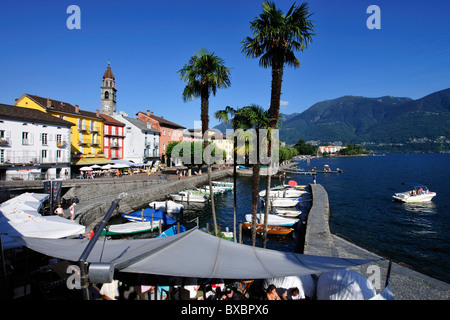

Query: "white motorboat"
<box><xmin>211</xmin><ymin>181</ymin><xmax>234</xmax><ymax>190</ymax></box>
<box><xmin>393</xmin><ymin>184</ymin><xmax>436</xmax><ymax>203</ymax></box>
<box><xmin>170</xmin><ymin>191</ymin><xmax>208</xmax><ymax>203</ymax></box>
<box><xmin>149</xmin><ymin>200</ymin><xmax>184</xmax><ymax>213</ymax></box>
<box><xmin>101</xmin><ymin>221</ymin><xmax>161</xmax><ymax>236</ymax></box>
<box><xmin>259</xmin><ymin>186</ymin><xmax>306</xmax><ymax>198</ymax></box>
<box><xmin>245</xmin><ymin>213</ymin><xmax>298</xmax><ymax>227</ymax></box>
<box><xmin>270</xmin><ymin>208</ymin><xmax>302</xmax><ymax>218</ymax></box>
<box><xmin>263</xmin><ymin>197</ymin><xmax>301</xmax><ymax>207</ymax></box>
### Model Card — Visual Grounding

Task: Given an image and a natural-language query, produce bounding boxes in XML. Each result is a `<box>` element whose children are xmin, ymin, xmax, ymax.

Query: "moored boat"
<box><xmin>270</xmin><ymin>208</ymin><xmax>302</xmax><ymax>218</ymax></box>
<box><xmin>241</xmin><ymin>222</ymin><xmax>293</xmax><ymax>236</ymax></box>
<box><xmin>170</xmin><ymin>191</ymin><xmax>208</xmax><ymax>203</ymax></box>
<box><xmin>149</xmin><ymin>200</ymin><xmax>184</xmax><ymax>213</ymax></box>
<box><xmin>101</xmin><ymin>221</ymin><xmax>161</xmax><ymax>236</ymax></box>
<box><xmin>259</xmin><ymin>186</ymin><xmax>306</xmax><ymax>198</ymax></box>
<box><xmin>245</xmin><ymin>213</ymin><xmax>298</xmax><ymax>227</ymax></box>
<box><xmin>122</xmin><ymin>208</ymin><xmax>177</xmax><ymax>224</ymax></box>
<box><xmin>262</xmin><ymin>197</ymin><xmax>301</xmax><ymax>207</ymax></box>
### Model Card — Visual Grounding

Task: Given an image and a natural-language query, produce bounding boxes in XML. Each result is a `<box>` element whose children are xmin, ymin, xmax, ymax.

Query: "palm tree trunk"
<box><xmin>201</xmin><ymin>90</ymin><xmax>218</xmax><ymax>237</ymax></box>
<box><xmin>233</xmin><ymin>131</ymin><xmax>237</xmax><ymax>242</ymax></box>
<box><xmin>263</xmin><ymin>57</ymin><xmax>284</xmax><ymax>247</ymax></box>
<box><xmin>250</xmin><ymin>130</ymin><xmax>261</xmax><ymax>246</ymax></box>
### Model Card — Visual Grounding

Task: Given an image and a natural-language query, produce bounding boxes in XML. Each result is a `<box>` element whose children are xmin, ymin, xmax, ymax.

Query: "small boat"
<box><xmin>149</xmin><ymin>200</ymin><xmax>184</xmax><ymax>213</ymax></box>
<box><xmin>101</xmin><ymin>221</ymin><xmax>161</xmax><ymax>236</ymax></box>
<box><xmin>262</xmin><ymin>197</ymin><xmax>301</xmax><ymax>207</ymax></box>
<box><xmin>122</xmin><ymin>208</ymin><xmax>177</xmax><ymax>224</ymax></box>
<box><xmin>241</xmin><ymin>222</ymin><xmax>293</xmax><ymax>236</ymax></box>
<box><xmin>156</xmin><ymin>224</ymin><xmax>186</xmax><ymax>238</ymax></box>
<box><xmin>259</xmin><ymin>186</ymin><xmax>306</xmax><ymax>198</ymax></box>
<box><xmin>211</xmin><ymin>181</ymin><xmax>234</xmax><ymax>190</ymax></box>
<box><xmin>170</xmin><ymin>191</ymin><xmax>208</xmax><ymax>203</ymax></box>
<box><xmin>245</xmin><ymin>214</ymin><xmax>298</xmax><ymax>227</ymax></box>
<box><xmin>393</xmin><ymin>183</ymin><xmax>436</xmax><ymax>203</ymax></box>
<box><xmin>270</xmin><ymin>208</ymin><xmax>302</xmax><ymax>218</ymax></box>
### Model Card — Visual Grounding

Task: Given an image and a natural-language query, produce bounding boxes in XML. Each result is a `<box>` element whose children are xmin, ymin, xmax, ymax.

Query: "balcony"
<box><xmin>78</xmin><ymin>140</ymin><xmax>89</xmax><ymax>146</ymax></box>
<box><xmin>78</xmin><ymin>125</ymin><xmax>88</xmax><ymax>132</ymax></box>
<box><xmin>56</xmin><ymin>141</ymin><xmax>68</xmax><ymax>147</ymax></box>
<box><xmin>0</xmin><ymin>138</ymin><xmax>10</xmax><ymax>146</ymax></box>
<box><xmin>90</xmin><ymin>125</ymin><xmax>100</xmax><ymax>133</ymax></box>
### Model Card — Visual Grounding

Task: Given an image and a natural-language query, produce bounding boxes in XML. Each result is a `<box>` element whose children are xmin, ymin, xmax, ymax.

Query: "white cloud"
<box><xmin>280</xmin><ymin>100</ymin><xmax>289</xmax><ymax>106</ymax></box>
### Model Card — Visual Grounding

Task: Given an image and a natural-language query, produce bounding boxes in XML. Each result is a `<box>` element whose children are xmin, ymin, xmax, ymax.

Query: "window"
<box><xmin>105</xmin><ymin>91</ymin><xmax>109</xmax><ymax>99</ymax></box>
<box><xmin>41</xmin><ymin>150</ymin><xmax>48</xmax><ymax>159</ymax></box>
<box><xmin>56</xmin><ymin>134</ymin><xmax>62</xmax><ymax>144</ymax></box>
<box><xmin>22</xmin><ymin>132</ymin><xmax>31</xmax><ymax>145</ymax></box>
<box><xmin>168</xmin><ymin>130</ymin><xmax>171</xmax><ymax>137</ymax></box>
<box><xmin>56</xmin><ymin>150</ymin><xmax>62</xmax><ymax>159</ymax></box>
<box><xmin>163</xmin><ymin>142</ymin><xmax>165</xmax><ymax>151</ymax></box>
<box><xmin>162</xmin><ymin>129</ymin><xmax>165</xmax><ymax>136</ymax></box>
<box><xmin>42</xmin><ymin>133</ymin><xmax>48</xmax><ymax>145</ymax></box>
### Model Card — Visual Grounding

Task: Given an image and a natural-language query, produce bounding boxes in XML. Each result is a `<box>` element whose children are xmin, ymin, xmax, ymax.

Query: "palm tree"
<box><xmin>242</xmin><ymin>1</ymin><xmax>315</xmax><ymax>247</ymax></box>
<box><xmin>240</xmin><ymin>105</ymin><xmax>270</xmax><ymax>246</ymax></box>
<box><xmin>179</xmin><ymin>49</ymin><xmax>231</xmax><ymax>237</ymax></box>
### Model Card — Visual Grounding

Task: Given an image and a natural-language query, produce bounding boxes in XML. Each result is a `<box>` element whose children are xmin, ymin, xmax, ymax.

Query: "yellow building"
<box><xmin>15</xmin><ymin>94</ymin><xmax>111</xmax><ymax>165</ymax></box>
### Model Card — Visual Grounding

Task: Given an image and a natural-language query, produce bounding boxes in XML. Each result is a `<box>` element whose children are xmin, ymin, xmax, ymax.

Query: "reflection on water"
<box><xmin>402</xmin><ymin>201</ymin><xmax>436</xmax><ymax>214</ymax></box>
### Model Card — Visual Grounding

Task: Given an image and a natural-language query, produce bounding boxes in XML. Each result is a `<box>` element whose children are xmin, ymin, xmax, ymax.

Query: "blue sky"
<box><xmin>1</xmin><ymin>0</ymin><xmax>449</xmax><ymax>129</ymax></box>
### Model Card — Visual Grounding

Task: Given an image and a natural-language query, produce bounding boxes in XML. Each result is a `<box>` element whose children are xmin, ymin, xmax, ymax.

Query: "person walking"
<box><xmin>69</xmin><ymin>202</ymin><xmax>76</xmax><ymax>221</ymax></box>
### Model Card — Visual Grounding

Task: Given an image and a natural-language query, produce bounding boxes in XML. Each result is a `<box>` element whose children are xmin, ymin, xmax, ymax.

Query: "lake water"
<box><xmin>295</xmin><ymin>153</ymin><xmax>450</xmax><ymax>284</ymax></box>
<box><xmin>179</xmin><ymin>153</ymin><xmax>449</xmax><ymax>284</ymax></box>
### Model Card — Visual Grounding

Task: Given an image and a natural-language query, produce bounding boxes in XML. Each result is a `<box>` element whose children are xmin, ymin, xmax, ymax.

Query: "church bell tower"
<box><xmin>100</xmin><ymin>61</ymin><xmax>117</xmax><ymax>115</ymax></box>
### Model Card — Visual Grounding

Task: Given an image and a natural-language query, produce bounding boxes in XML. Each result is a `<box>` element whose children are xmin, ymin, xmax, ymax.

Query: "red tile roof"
<box><xmin>23</xmin><ymin>94</ymin><xmax>102</xmax><ymax>120</ymax></box>
<box><xmin>0</xmin><ymin>103</ymin><xmax>74</xmax><ymax>127</ymax></box>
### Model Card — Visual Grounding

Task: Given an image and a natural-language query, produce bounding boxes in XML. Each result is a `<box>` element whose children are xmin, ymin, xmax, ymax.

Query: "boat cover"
<box><xmin>122</xmin><ymin>208</ymin><xmax>177</xmax><ymax>225</ymax></box>
<box><xmin>12</xmin><ymin>228</ymin><xmax>375</xmax><ymax>280</ymax></box>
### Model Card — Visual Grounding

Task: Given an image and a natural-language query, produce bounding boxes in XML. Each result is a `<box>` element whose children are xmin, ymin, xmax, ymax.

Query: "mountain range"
<box><xmin>214</xmin><ymin>88</ymin><xmax>450</xmax><ymax>152</ymax></box>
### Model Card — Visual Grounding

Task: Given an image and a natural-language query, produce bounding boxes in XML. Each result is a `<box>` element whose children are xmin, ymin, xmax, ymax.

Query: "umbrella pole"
<box><xmin>78</xmin><ymin>193</ymin><xmax>125</xmax><ymax>300</ymax></box>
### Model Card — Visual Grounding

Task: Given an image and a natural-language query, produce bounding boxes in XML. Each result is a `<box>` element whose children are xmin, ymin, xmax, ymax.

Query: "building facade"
<box><xmin>99</xmin><ymin>113</ymin><xmax>125</xmax><ymax>159</ymax></box>
<box><xmin>14</xmin><ymin>94</ymin><xmax>110</xmax><ymax>166</ymax></box>
<box><xmin>137</xmin><ymin>110</ymin><xmax>185</xmax><ymax>162</ymax></box>
<box><xmin>112</xmin><ymin>111</ymin><xmax>160</xmax><ymax>164</ymax></box>
<box><xmin>0</xmin><ymin>104</ymin><xmax>73</xmax><ymax>180</ymax></box>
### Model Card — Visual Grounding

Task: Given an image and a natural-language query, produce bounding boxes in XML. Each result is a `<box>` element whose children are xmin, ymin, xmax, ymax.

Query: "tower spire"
<box><xmin>100</xmin><ymin>61</ymin><xmax>117</xmax><ymax>115</ymax></box>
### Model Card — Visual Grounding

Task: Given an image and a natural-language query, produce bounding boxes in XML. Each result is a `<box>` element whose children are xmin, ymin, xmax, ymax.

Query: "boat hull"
<box><xmin>241</xmin><ymin>222</ymin><xmax>293</xmax><ymax>236</ymax></box>
<box><xmin>170</xmin><ymin>192</ymin><xmax>207</xmax><ymax>203</ymax></box>
<box><xmin>101</xmin><ymin>221</ymin><xmax>160</xmax><ymax>236</ymax></box>
<box><xmin>393</xmin><ymin>192</ymin><xmax>436</xmax><ymax>203</ymax></box>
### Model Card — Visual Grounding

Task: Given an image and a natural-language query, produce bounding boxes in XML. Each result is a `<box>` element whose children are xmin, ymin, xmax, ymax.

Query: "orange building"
<box><xmin>137</xmin><ymin>110</ymin><xmax>185</xmax><ymax>162</ymax></box>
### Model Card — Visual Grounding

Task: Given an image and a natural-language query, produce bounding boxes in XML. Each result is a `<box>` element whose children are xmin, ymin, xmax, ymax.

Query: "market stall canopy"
<box><xmin>12</xmin><ymin>228</ymin><xmax>375</xmax><ymax>280</ymax></box>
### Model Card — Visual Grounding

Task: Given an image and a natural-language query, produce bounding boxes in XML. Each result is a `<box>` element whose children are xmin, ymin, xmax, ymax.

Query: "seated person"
<box><xmin>281</xmin><ymin>287</ymin><xmax>301</xmax><ymax>300</ymax></box>
<box><xmin>220</xmin><ymin>286</ymin><xmax>242</xmax><ymax>300</ymax></box>
<box><xmin>266</xmin><ymin>284</ymin><xmax>281</xmax><ymax>300</ymax></box>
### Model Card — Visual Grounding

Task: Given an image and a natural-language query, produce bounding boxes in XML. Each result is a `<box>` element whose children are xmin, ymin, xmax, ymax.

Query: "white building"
<box><xmin>112</xmin><ymin>111</ymin><xmax>160</xmax><ymax>164</ymax></box>
<box><xmin>0</xmin><ymin>104</ymin><xmax>73</xmax><ymax>180</ymax></box>
<box><xmin>318</xmin><ymin>145</ymin><xmax>343</xmax><ymax>154</ymax></box>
